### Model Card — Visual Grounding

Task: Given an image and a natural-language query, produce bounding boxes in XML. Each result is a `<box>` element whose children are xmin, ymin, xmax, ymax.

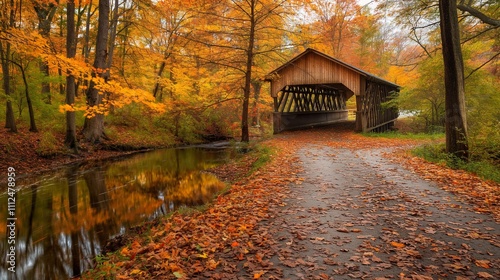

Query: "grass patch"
<box><xmin>412</xmin><ymin>143</ymin><xmax>500</xmax><ymax>184</ymax></box>
<box><xmin>248</xmin><ymin>144</ymin><xmax>274</xmax><ymax>174</ymax></box>
<box><xmin>363</xmin><ymin>130</ymin><xmax>445</xmax><ymax>141</ymax></box>
<box><xmin>36</xmin><ymin>131</ymin><xmax>63</xmax><ymax>157</ymax></box>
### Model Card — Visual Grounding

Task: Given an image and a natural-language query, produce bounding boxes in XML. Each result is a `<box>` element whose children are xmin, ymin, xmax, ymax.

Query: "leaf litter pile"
<box><xmin>85</xmin><ymin>124</ymin><xmax>499</xmax><ymax>279</ymax></box>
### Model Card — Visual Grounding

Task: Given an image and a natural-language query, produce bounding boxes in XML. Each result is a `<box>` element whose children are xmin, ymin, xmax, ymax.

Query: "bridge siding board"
<box><xmin>269</xmin><ymin>51</ymin><xmax>361</xmax><ymax>97</ymax></box>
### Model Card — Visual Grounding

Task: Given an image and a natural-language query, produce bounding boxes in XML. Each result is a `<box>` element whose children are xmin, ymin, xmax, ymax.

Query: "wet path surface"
<box><xmin>267</xmin><ymin>146</ymin><xmax>499</xmax><ymax>279</ymax></box>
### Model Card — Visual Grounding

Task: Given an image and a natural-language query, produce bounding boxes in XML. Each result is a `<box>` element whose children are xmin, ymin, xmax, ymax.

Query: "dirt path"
<box><xmin>262</xmin><ymin>144</ymin><xmax>499</xmax><ymax>279</ymax></box>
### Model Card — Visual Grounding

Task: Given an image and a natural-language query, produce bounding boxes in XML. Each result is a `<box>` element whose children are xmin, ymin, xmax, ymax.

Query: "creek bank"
<box><xmin>0</xmin><ymin>128</ymin><xmax>235</xmax><ymax>184</ymax></box>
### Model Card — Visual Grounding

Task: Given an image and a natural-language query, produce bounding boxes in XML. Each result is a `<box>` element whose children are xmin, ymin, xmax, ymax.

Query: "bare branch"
<box><xmin>465</xmin><ymin>52</ymin><xmax>500</xmax><ymax>80</ymax></box>
<box><xmin>457</xmin><ymin>4</ymin><xmax>500</xmax><ymax>27</ymax></box>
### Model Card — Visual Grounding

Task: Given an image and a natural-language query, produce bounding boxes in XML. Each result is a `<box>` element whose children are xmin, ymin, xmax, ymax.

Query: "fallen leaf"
<box><xmin>477</xmin><ymin>272</ymin><xmax>494</xmax><ymax>279</ymax></box>
<box><xmin>337</xmin><ymin>227</ymin><xmax>349</xmax><ymax>233</ymax></box>
<box><xmin>254</xmin><ymin>271</ymin><xmax>266</xmax><ymax>279</ymax></box>
<box><xmin>173</xmin><ymin>271</ymin><xmax>184</xmax><ymax>278</ymax></box>
<box><xmin>130</xmin><ymin>269</ymin><xmax>142</xmax><ymax>275</ymax></box>
<box><xmin>424</xmin><ymin>227</ymin><xmax>436</xmax><ymax>234</ymax></box>
<box><xmin>196</xmin><ymin>253</ymin><xmax>208</xmax><ymax>259</ymax></box>
<box><xmin>411</xmin><ymin>275</ymin><xmax>433</xmax><ymax>280</ymax></box>
<box><xmin>120</xmin><ymin>247</ymin><xmax>130</xmax><ymax>256</ymax></box>
<box><xmin>390</xmin><ymin>241</ymin><xmax>405</xmax><ymax>248</ymax></box>
<box><xmin>206</xmin><ymin>259</ymin><xmax>219</xmax><ymax>270</ymax></box>
<box><xmin>475</xmin><ymin>260</ymin><xmax>491</xmax><ymax>269</ymax></box>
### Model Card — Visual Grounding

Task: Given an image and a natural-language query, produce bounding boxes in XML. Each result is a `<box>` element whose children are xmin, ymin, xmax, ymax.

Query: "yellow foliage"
<box><xmin>58</xmin><ymin>104</ymin><xmax>76</xmax><ymax>113</ymax></box>
<box><xmin>385</xmin><ymin>65</ymin><xmax>419</xmax><ymax>88</ymax></box>
<box><xmin>0</xmin><ymin>28</ymin><xmax>165</xmax><ymax>117</ymax></box>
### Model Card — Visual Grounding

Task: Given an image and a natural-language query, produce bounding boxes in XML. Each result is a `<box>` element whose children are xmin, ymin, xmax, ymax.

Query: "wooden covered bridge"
<box><xmin>265</xmin><ymin>48</ymin><xmax>400</xmax><ymax>133</ymax></box>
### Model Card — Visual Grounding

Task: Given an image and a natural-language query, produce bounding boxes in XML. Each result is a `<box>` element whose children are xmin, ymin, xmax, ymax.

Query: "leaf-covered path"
<box><xmin>88</xmin><ymin>123</ymin><xmax>499</xmax><ymax>279</ymax></box>
<box><xmin>259</xmin><ymin>146</ymin><xmax>499</xmax><ymax>279</ymax></box>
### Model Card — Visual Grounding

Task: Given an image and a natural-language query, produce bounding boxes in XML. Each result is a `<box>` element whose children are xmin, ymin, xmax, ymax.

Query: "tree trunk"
<box><xmin>1</xmin><ymin>43</ymin><xmax>17</xmax><ymax>132</ymax></box>
<box><xmin>1</xmin><ymin>0</ymin><xmax>18</xmax><ymax>132</ymax></box>
<box><xmin>83</xmin><ymin>0</ymin><xmax>110</xmax><ymax>143</ymax></box>
<box><xmin>153</xmin><ymin>61</ymin><xmax>167</xmax><ymax>98</ymax></box>
<box><xmin>33</xmin><ymin>1</ymin><xmax>58</xmax><ymax>104</ymax></box>
<box><xmin>76</xmin><ymin>0</ymin><xmax>93</xmax><ymax>96</ymax></box>
<box><xmin>66</xmin><ymin>0</ymin><xmax>78</xmax><ymax>150</ymax></box>
<box><xmin>251</xmin><ymin>80</ymin><xmax>262</xmax><ymax>127</ymax></box>
<box><xmin>241</xmin><ymin>0</ymin><xmax>256</xmax><ymax>143</ymax></box>
<box><xmin>439</xmin><ymin>0</ymin><xmax>469</xmax><ymax>160</ymax></box>
<box><xmin>19</xmin><ymin>65</ymin><xmax>38</xmax><ymax>132</ymax></box>
<box><xmin>106</xmin><ymin>0</ymin><xmax>119</xmax><ymax>77</ymax></box>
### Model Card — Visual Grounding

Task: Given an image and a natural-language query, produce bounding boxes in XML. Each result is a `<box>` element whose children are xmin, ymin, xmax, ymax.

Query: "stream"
<box><xmin>0</xmin><ymin>144</ymin><xmax>237</xmax><ymax>279</ymax></box>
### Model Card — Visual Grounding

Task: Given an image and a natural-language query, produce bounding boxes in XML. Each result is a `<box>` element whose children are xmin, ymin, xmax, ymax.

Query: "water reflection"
<box><xmin>0</xmin><ymin>147</ymin><xmax>234</xmax><ymax>279</ymax></box>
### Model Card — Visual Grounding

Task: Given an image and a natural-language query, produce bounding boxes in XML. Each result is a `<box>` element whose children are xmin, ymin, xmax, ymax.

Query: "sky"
<box><xmin>358</xmin><ymin>0</ymin><xmax>375</xmax><ymax>7</ymax></box>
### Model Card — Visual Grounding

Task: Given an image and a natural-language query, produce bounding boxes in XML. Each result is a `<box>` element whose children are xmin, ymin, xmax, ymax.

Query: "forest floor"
<box><xmin>0</xmin><ymin>127</ymin><xmax>162</xmax><ymax>182</ymax></box>
<box><xmin>85</xmin><ymin>121</ymin><xmax>498</xmax><ymax>279</ymax></box>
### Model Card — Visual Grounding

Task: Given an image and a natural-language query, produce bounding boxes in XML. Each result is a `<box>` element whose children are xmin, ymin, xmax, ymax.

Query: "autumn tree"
<box><xmin>439</xmin><ymin>0</ymin><xmax>468</xmax><ymax>159</ymax></box>
<box><xmin>149</xmin><ymin>0</ymin><xmax>192</xmax><ymax>99</ymax></box>
<box><xmin>32</xmin><ymin>0</ymin><xmax>59</xmax><ymax>104</ymax></box>
<box><xmin>11</xmin><ymin>55</ymin><xmax>38</xmax><ymax>132</ymax></box>
<box><xmin>82</xmin><ymin>0</ymin><xmax>110</xmax><ymax>143</ymax></box>
<box><xmin>65</xmin><ymin>0</ymin><xmax>78</xmax><ymax>150</ymax></box>
<box><xmin>400</xmin><ymin>52</ymin><xmax>446</xmax><ymax>131</ymax></box>
<box><xmin>1</xmin><ymin>0</ymin><xmax>18</xmax><ymax>132</ymax></box>
<box><xmin>381</xmin><ymin>0</ymin><xmax>499</xmax><ymax>159</ymax></box>
<box><xmin>308</xmin><ymin>0</ymin><xmax>359</xmax><ymax>59</ymax></box>
<box><xmin>192</xmin><ymin>0</ymin><xmax>296</xmax><ymax>142</ymax></box>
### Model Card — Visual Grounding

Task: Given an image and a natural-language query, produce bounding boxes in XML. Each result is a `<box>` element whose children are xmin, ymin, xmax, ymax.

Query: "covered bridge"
<box><xmin>265</xmin><ymin>48</ymin><xmax>400</xmax><ymax>133</ymax></box>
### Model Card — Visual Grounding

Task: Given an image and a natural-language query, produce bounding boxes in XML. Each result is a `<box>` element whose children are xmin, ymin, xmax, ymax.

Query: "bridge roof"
<box><xmin>265</xmin><ymin>48</ymin><xmax>399</xmax><ymax>97</ymax></box>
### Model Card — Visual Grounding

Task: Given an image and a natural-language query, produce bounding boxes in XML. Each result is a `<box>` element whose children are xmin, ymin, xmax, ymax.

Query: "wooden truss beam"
<box><xmin>274</xmin><ymin>85</ymin><xmax>346</xmax><ymax>113</ymax></box>
<box><xmin>358</xmin><ymin>80</ymin><xmax>399</xmax><ymax>132</ymax></box>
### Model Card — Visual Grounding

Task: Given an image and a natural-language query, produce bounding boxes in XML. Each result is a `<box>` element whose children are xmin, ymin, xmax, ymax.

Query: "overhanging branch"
<box><xmin>457</xmin><ymin>4</ymin><xmax>500</xmax><ymax>27</ymax></box>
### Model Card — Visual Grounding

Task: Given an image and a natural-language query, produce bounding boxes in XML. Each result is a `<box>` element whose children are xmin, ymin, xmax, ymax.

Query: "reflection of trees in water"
<box><xmin>106</xmin><ymin>148</ymin><xmax>226</xmax><ymax>218</ymax></box>
<box><xmin>0</xmin><ymin>147</ymin><xmax>231</xmax><ymax>279</ymax></box>
<box><xmin>85</xmin><ymin>167</ymin><xmax>110</xmax><ymax>212</ymax></box>
<box><xmin>32</xmin><ymin>181</ymin><xmax>67</xmax><ymax>278</ymax></box>
<box><xmin>164</xmin><ymin>172</ymin><xmax>224</xmax><ymax>205</ymax></box>
<box><xmin>68</xmin><ymin>165</ymin><xmax>81</xmax><ymax>277</ymax></box>
<box><xmin>84</xmin><ymin>167</ymin><xmax>119</xmax><ymax>254</ymax></box>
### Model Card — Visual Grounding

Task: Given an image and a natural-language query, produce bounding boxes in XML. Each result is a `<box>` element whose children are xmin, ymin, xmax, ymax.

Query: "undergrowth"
<box><xmin>364</xmin><ymin>130</ymin><xmax>445</xmax><ymax>140</ymax></box>
<box><xmin>363</xmin><ymin>127</ymin><xmax>500</xmax><ymax>184</ymax></box>
<box><xmin>412</xmin><ymin>143</ymin><xmax>500</xmax><ymax>184</ymax></box>
<box><xmin>248</xmin><ymin>144</ymin><xmax>274</xmax><ymax>174</ymax></box>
